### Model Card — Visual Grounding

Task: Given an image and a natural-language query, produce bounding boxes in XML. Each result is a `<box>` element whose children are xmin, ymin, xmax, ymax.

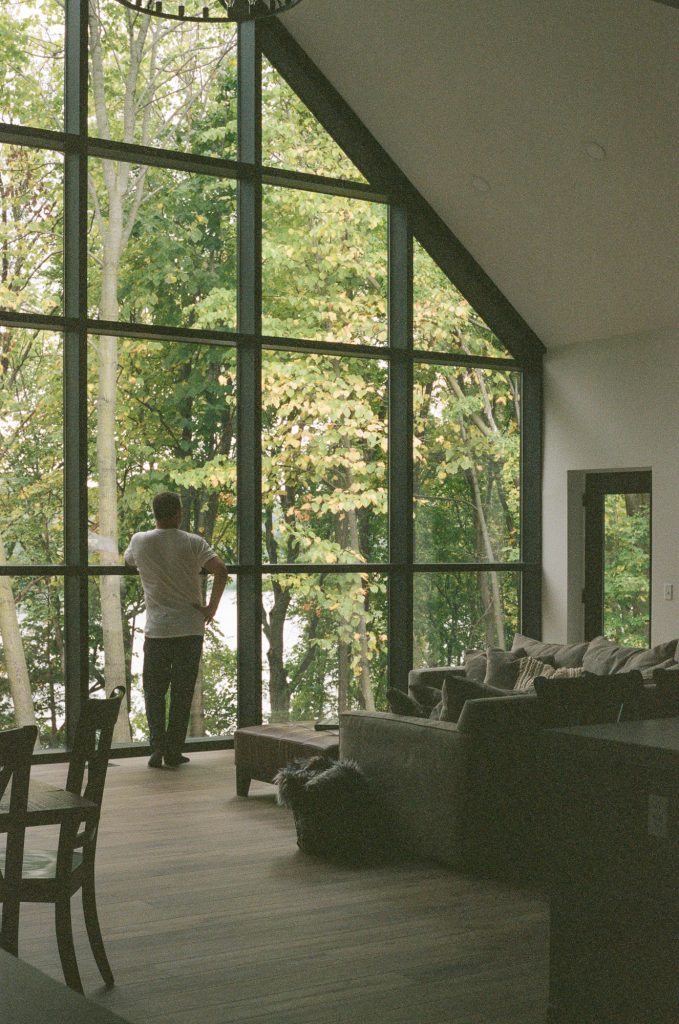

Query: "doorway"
<box><xmin>583</xmin><ymin>471</ymin><xmax>652</xmax><ymax>644</ymax></box>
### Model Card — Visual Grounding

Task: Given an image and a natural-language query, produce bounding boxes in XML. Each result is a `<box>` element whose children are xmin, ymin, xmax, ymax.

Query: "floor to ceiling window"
<box><xmin>0</xmin><ymin>1</ymin><xmax>542</xmax><ymax>750</ymax></box>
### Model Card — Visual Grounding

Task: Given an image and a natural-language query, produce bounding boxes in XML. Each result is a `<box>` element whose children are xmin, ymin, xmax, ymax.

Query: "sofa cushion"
<box><xmin>583</xmin><ymin>636</ymin><xmax>678</xmax><ymax>675</ymax></box>
<box><xmin>407</xmin><ymin>680</ymin><xmax>446</xmax><ymax>710</ymax></box>
<box><xmin>512</xmin><ymin>633</ymin><xmax>589</xmax><ymax>669</ymax></box>
<box><xmin>512</xmin><ymin>656</ymin><xmax>584</xmax><ymax>695</ymax></box>
<box><xmin>463</xmin><ymin>649</ymin><xmax>488</xmax><ymax>686</ymax></box>
<box><xmin>483</xmin><ymin>648</ymin><xmax>527</xmax><ymax>689</ymax></box>
<box><xmin>533</xmin><ymin>670</ymin><xmax>644</xmax><ymax>724</ymax></box>
<box><xmin>620</xmin><ymin>639</ymin><xmax>678</xmax><ymax>673</ymax></box>
<box><xmin>456</xmin><ymin>692</ymin><xmax>546</xmax><ymax>737</ymax></box>
<box><xmin>437</xmin><ymin>676</ymin><xmax>508</xmax><ymax>722</ymax></box>
<box><xmin>653</xmin><ymin>665</ymin><xmax>679</xmax><ymax>687</ymax></box>
<box><xmin>514</xmin><ymin>655</ymin><xmax>555</xmax><ymax>693</ymax></box>
<box><xmin>385</xmin><ymin>688</ymin><xmax>429</xmax><ymax>718</ymax></box>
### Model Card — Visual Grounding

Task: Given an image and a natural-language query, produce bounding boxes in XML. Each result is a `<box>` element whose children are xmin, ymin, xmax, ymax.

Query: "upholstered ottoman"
<box><xmin>234</xmin><ymin>723</ymin><xmax>340</xmax><ymax>797</ymax></box>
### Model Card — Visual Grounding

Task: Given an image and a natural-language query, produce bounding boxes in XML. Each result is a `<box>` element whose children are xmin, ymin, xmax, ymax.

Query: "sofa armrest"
<box><xmin>339</xmin><ymin>710</ymin><xmax>468</xmax><ymax>867</ymax></box>
<box><xmin>408</xmin><ymin>665</ymin><xmax>467</xmax><ymax>690</ymax></box>
<box><xmin>456</xmin><ymin>692</ymin><xmax>547</xmax><ymax>736</ymax></box>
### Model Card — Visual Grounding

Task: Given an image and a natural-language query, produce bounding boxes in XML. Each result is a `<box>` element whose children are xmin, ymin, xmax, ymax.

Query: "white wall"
<box><xmin>542</xmin><ymin>327</ymin><xmax>679</xmax><ymax>644</ymax></box>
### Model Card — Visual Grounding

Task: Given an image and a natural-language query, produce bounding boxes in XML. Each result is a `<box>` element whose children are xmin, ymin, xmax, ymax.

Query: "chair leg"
<box><xmin>82</xmin><ymin>868</ymin><xmax>114</xmax><ymax>988</ymax></box>
<box><xmin>236</xmin><ymin>766</ymin><xmax>251</xmax><ymax>797</ymax></box>
<box><xmin>0</xmin><ymin>900</ymin><xmax>21</xmax><ymax>957</ymax></box>
<box><xmin>55</xmin><ymin>897</ymin><xmax>83</xmax><ymax>993</ymax></box>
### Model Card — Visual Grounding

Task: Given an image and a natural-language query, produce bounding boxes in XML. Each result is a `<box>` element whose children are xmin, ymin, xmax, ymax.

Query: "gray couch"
<box><xmin>339</xmin><ymin>634</ymin><xmax>679</xmax><ymax>873</ymax></box>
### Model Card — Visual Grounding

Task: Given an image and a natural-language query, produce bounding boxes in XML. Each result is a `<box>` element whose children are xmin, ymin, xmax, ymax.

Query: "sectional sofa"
<box><xmin>339</xmin><ymin>634</ymin><xmax>679</xmax><ymax>874</ymax></box>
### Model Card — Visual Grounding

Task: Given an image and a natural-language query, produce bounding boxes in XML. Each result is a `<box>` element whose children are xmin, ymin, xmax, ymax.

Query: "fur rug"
<box><xmin>275</xmin><ymin>755</ymin><xmax>389</xmax><ymax>865</ymax></box>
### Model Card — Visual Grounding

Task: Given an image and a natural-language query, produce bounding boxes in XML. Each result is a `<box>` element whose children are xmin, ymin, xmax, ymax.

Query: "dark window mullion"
<box><xmin>520</xmin><ymin>363</ymin><xmax>542</xmax><ymax>638</ymax></box>
<box><xmin>236</xmin><ymin>21</ymin><xmax>263</xmax><ymax>727</ymax></box>
<box><xmin>63</xmin><ymin>0</ymin><xmax>89</xmax><ymax>744</ymax></box>
<box><xmin>387</xmin><ymin>206</ymin><xmax>413</xmax><ymax>690</ymax></box>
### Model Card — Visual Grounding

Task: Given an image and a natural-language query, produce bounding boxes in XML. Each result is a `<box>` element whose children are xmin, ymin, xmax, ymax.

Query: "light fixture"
<box><xmin>471</xmin><ymin>175</ymin><xmax>491</xmax><ymax>193</ymax></box>
<box><xmin>583</xmin><ymin>141</ymin><xmax>606</xmax><ymax>161</ymax></box>
<box><xmin>109</xmin><ymin>0</ymin><xmax>302</xmax><ymax>24</ymax></box>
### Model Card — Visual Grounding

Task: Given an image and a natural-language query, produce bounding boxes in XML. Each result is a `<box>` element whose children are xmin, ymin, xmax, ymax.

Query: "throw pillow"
<box><xmin>408</xmin><ymin>681</ymin><xmax>445</xmax><ymax>710</ymax></box>
<box><xmin>439</xmin><ymin>676</ymin><xmax>497</xmax><ymax>722</ymax></box>
<box><xmin>582</xmin><ymin>636</ymin><xmax>641</xmax><ymax>675</ymax></box>
<box><xmin>513</xmin><ymin>655</ymin><xmax>556</xmax><ymax>693</ymax></box>
<box><xmin>512</xmin><ymin>633</ymin><xmax>589</xmax><ymax>669</ymax></box>
<box><xmin>385</xmin><ymin>688</ymin><xmax>428</xmax><ymax>718</ymax></box>
<box><xmin>483</xmin><ymin>647</ymin><xmax>527</xmax><ymax>690</ymax></box>
<box><xmin>621</xmin><ymin>639</ymin><xmax>679</xmax><ymax>673</ymax></box>
<box><xmin>533</xmin><ymin>670</ymin><xmax>644</xmax><ymax>725</ymax></box>
<box><xmin>653</xmin><ymin>665</ymin><xmax>679</xmax><ymax>687</ymax></box>
<box><xmin>463</xmin><ymin>649</ymin><xmax>488</xmax><ymax>686</ymax></box>
<box><xmin>651</xmin><ymin>666</ymin><xmax>679</xmax><ymax>710</ymax></box>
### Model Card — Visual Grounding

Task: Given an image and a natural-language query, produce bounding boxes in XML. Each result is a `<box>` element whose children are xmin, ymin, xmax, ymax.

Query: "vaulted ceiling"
<box><xmin>282</xmin><ymin>0</ymin><xmax>679</xmax><ymax>349</ymax></box>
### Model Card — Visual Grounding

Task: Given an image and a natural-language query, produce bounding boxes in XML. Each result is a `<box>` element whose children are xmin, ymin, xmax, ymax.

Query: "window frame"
<box><xmin>0</xmin><ymin>7</ymin><xmax>543</xmax><ymax>758</ymax></box>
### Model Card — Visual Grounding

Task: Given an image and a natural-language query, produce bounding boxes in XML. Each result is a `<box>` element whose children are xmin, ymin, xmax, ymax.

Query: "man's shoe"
<box><xmin>164</xmin><ymin>754</ymin><xmax>190</xmax><ymax>767</ymax></box>
<box><xmin>148</xmin><ymin>750</ymin><xmax>164</xmax><ymax>769</ymax></box>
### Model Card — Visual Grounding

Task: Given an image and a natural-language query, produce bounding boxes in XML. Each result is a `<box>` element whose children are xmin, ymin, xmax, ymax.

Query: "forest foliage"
<box><xmin>0</xmin><ymin>0</ymin><xmax>560</xmax><ymax>748</ymax></box>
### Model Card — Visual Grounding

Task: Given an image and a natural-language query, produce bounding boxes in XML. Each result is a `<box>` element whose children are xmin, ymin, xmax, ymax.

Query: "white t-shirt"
<box><xmin>124</xmin><ymin>528</ymin><xmax>216</xmax><ymax>638</ymax></box>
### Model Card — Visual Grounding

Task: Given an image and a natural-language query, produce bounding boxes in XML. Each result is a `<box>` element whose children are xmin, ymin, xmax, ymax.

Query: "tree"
<box><xmin>0</xmin><ymin>10</ymin><xmax>524</xmax><ymax>740</ymax></box>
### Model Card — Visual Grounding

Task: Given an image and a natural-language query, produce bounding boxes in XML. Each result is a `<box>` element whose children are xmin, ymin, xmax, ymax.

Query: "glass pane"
<box><xmin>413</xmin><ymin>571</ymin><xmax>520</xmax><ymax>668</ymax></box>
<box><xmin>89</xmin><ymin>575</ymin><xmax>237</xmax><ymax>742</ymax></box>
<box><xmin>0</xmin><ymin>576</ymin><xmax>65</xmax><ymax>748</ymax></box>
<box><xmin>0</xmin><ymin>145</ymin><xmax>63</xmax><ymax>315</ymax></box>
<box><xmin>262</xmin><ymin>572</ymin><xmax>387</xmax><ymax>722</ymax></box>
<box><xmin>413</xmin><ymin>239</ymin><xmax>509</xmax><ymax>359</ymax></box>
<box><xmin>262</xmin><ymin>352</ymin><xmax>388</xmax><ymax>564</ymax></box>
<box><xmin>89</xmin><ymin>2</ymin><xmax>238</xmax><ymax>158</ymax></box>
<box><xmin>88</xmin><ymin>336</ymin><xmax>237</xmax><ymax>566</ymax></box>
<box><xmin>262</xmin><ymin>186</ymin><xmax>388</xmax><ymax>344</ymax></box>
<box><xmin>603</xmin><ymin>492</ymin><xmax>651</xmax><ymax>647</ymax></box>
<box><xmin>262</xmin><ymin>57</ymin><xmax>366</xmax><ymax>182</ymax></box>
<box><xmin>0</xmin><ymin>0</ymin><xmax>63</xmax><ymax>131</ymax></box>
<box><xmin>414</xmin><ymin>364</ymin><xmax>521</xmax><ymax>563</ymax></box>
<box><xmin>88</xmin><ymin>161</ymin><xmax>237</xmax><ymax>329</ymax></box>
<box><xmin>0</xmin><ymin>329</ymin><xmax>63</xmax><ymax>564</ymax></box>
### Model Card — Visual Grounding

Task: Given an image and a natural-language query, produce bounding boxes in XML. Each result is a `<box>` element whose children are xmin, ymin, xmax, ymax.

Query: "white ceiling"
<box><xmin>282</xmin><ymin>0</ymin><xmax>679</xmax><ymax>349</ymax></box>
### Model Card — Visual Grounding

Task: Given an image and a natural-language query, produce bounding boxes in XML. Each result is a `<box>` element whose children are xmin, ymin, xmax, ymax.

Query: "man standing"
<box><xmin>124</xmin><ymin>492</ymin><xmax>228</xmax><ymax>768</ymax></box>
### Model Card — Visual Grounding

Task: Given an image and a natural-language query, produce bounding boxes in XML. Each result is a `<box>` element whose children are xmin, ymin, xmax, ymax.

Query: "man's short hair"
<box><xmin>153</xmin><ymin>491</ymin><xmax>182</xmax><ymax>522</ymax></box>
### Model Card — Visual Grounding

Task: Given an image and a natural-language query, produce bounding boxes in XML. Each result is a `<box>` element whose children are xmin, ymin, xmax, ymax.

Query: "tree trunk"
<box><xmin>467</xmin><ymin>465</ymin><xmax>505</xmax><ymax>648</ymax></box>
<box><xmin>96</xmin><ymin>259</ymin><xmax>131</xmax><ymax>739</ymax></box>
<box><xmin>337</xmin><ymin>641</ymin><xmax>350</xmax><ymax>713</ymax></box>
<box><xmin>0</xmin><ymin>536</ymin><xmax>37</xmax><ymax>728</ymax></box>
<box><xmin>264</xmin><ymin>582</ymin><xmax>292</xmax><ymax>720</ymax></box>
<box><xmin>345</xmin><ymin>510</ymin><xmax>375</xmax><ymax>711</ymax></box>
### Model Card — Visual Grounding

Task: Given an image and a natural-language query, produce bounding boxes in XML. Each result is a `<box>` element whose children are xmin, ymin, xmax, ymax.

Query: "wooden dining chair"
<box><xmin>0</xmin><ymin>725</ymin><xmax>38</xmax><ymax>956</ymax></box>
<box><xmin>3</xmin><ymin>687</ymin><xmax>125</xmax><ymax>993</ymax></box>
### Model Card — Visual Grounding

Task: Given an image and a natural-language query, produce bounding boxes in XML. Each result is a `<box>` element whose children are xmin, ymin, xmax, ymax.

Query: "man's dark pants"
<box><xmin>143</xmin><ymin>635</ymin><xmax>203</xmax><ymax>759</ymax></box>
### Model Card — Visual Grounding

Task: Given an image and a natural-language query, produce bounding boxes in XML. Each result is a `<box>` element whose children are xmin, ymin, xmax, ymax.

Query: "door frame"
<box><xmin>583</xmin><ymin>471</ymin><xmax>652</xmax><ymax>643</ymax></box>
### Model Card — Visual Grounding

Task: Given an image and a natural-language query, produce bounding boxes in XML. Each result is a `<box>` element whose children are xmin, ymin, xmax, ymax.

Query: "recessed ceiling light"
<box><xmin>583</xmin><ymin>141</ymin><xmax>606</xmax><ymax>160</ymax></box>
<box><xmin>471</xmin><ymin>175</ymin><xmax>491</xmax><ymax>193</ymax></box>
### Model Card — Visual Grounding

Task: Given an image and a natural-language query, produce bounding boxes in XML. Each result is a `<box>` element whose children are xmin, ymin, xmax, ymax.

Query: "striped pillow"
<box><xmin>514</xmin><ymin>656</ymin><xmax>584</xmax><ymax>694</ymax></box>
<box><xmin>514</xmin><ymin>655</ymin><xmax>555</xmax><ymax>693</ymax></box>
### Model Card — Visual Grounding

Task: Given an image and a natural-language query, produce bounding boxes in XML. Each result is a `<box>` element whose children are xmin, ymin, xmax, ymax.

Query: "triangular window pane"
<box><xmin>413</xmin><ymin>239</ymin><xmax>510</xmax><ymax>358</ymax></box>
<box><xmin>262</xmin><ymin>57</ymin><xmax>366</xmax><ymax>182</ymax></box>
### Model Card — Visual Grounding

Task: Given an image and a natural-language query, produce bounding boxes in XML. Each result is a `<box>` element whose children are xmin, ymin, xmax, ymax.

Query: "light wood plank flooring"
<box><xmin>17</xmin><ymin>752</ymin><xmax>548</xmax><ymax>1024</ymax></box>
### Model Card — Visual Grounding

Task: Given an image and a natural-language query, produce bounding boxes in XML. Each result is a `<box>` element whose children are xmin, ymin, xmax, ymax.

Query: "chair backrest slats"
<box><xmin>0</xmin><ymin>724</ymin><xmax>38</xmax><ymax>954</ymax></box>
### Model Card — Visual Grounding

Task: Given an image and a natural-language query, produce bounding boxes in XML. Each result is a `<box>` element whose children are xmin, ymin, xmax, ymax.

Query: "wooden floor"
<box><xmin>17</xmin><ymin>752</ymin><xmax>549</xmax><ymax>1024</ymax></box>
